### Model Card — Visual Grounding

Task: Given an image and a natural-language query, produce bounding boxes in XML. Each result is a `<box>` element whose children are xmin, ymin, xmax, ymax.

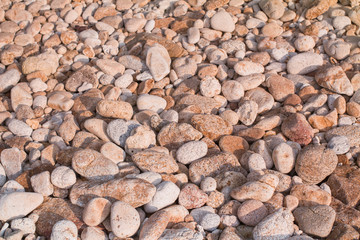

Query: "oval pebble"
<box><xmin>110</xmin><ymin>201</ymin><xmax>140</xmax><ymax>238</ymax></box>
<box><xmin>50</xmin><ymin>220</ymin><xmax>78</xmax><ymax>240</ymax></box>
<box><xmin>50</xmin><ymin>166</ymin><xmax>77</xmax><ymax>189</ymax></box>
<box><xmin>176</xmin><ymin>141</ymin><xmax>208</xmax><ymax>165</ymax></box>
<box><xmin>144</xmin><ymin>181</ymin><xmax>180</xmax><ymax>213</ymax></box>
<box><xmin>83</xmin><ymin>198</ymin><xmax>111</xmax><ymax>227</ymax></box>
<box><xmin>287</xmin><ymin>52</ymin><xmax>323</xmax><ymax>75</ymax></box>
<box><xmin>272</xmin><ymin>143</ymin><xmax>295</xmax><ymax>174</ymax></box>
<box><xmin>137</xmin><ymin>94</ymin><xmax>167</xmax><ymax>114</ymax></box>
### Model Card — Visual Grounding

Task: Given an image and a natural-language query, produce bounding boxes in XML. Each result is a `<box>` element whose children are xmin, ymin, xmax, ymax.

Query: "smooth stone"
<box><xmin>50</xmin><ymin>166</ymin><xmax>76</xmax><ymax>189</ymax></box>
<box><xmin>146</xmin><ymin>43</ymin><xmax>171</xmax><ymax>81</ymax></box>
<box><xmin>96</xmin><ymin>99</ymin><xmax>133</xmax><ymax>120</ymax></box>
<box><xmin>327</xmin><ymin>135</ymin><xmax>350</xmax><ymax>154</ymax></box>
<box><xmin>100</xmin><ymin>142</ymin><xmax>126</xmax><ymax>164</ymax></box>
<box><xmin>287</xmin><ymin>53</ymin><xmax>323</xmax><ymax>75</ymax></box>
<box><xmin>111</xmin><ymin>201</ymin><xmax>140</xmax><ymax>238</ymax></box>
<box><xmin>210</xmin><ymin>11</ymin><xmax>235</xmax><ymax>32</ymax></box>
<box><xmin>0</xmin><ymin>192</ymin><xmax>43</xmax><ymax>221</ymax></box>
<box><xmin>50</xmin><ymin>220</ymin><xmax>77</xmax><ymax>240</ymax></box>
<box><xmin>22</xmin><ymin>51</ymin><xmax>59</xmax><ymax>76</ymax></box>
<box><xmin>290</xmin><ymin>184</ymin><xmax>331</xmax><ymax>207</ymax></box>
<box><xmin>272</xmin><ymin>143</ymin><xmax>295</xmax><ymax>174</ymax></box>
<box><xmin>178</xmin><ymin>183</ymin><xmax>209</xmax><ymax>209</ymax></box>
<box><xmin>0</xmin><ymin>69</ymin><xmax>20</xmax><ymax>93</ymax></box>
<box><xmin>237</xmin><ymin>199</ymin><xmax>268</xmax><ymax>227</ymax></box>
<box><xmin>176</xmin><ymin>140</ymin><xmax>208</xmax><ymax>165</ymax></box>
<box><xmin>234</xmin><ymin>61</ymin><xmax>264</xmax><ymax>76</ymax></box>
<box><xmin>1</xmin><ymin>147</ymin><xmax>22</xmax><ymax>180</ymax></box>
<box><xmin>106</xmin><ymin>119</ymin><xmax>140</xmax><ymax>147</ymax></box>
<box><xmin>144</xmin><ymin>181</ymin><xmax>180</xmax><ymax>213</ymax></box>
<box><xmin>137</xmin><ymin>94</ymin><xmax>167</xmax><ymax>114</ymax></box>
<box><xmin>315</xmin><ymin>66</ymin><xmax>353</xmax><ymax>96</ymax></box>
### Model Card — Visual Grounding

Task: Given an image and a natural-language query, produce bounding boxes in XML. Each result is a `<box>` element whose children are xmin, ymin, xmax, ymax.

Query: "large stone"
<box><xmin>281</xmin><ymin>113</ymin><xmax>314</xmax><ymax>145</ymax></box>
<box><xmin>0</xmin><ymin>192</ymin><xmax>43</xmax><ymax>221</ymax></box>
<box><xmin>287</xmin><ymin>53</ymin><xmax>323</xmax><ymax>75</ymax></box>
<box><xmin>146</xmin><ymin>43</ymin><xmax>171</xmax><ymax>81</ymax></box>
<box><xmin>327</xmin><ymin>174</ymin><xmax>360</xmax><ymax>207</ymax></box>
<box><xmin>293</xmin><ymin>205</ymin><xmax>336</xmax><ymax>238</ymax></box>
<box><xmin>22</xmin><ymin>51</ymin><xmax>59</xmax><ymax>76</ymax></box>
<box><xmin>290</xmin><ymin>184</ymin><xmax>331</xmax><ymax>207</ymax></box>
<box><xmin>325</xmin><ymin>125</ymin><xmax>360</xmax><ymax>147</ymax></box>
<box><xmin>0</xmin><ymin>69</ymin><xmax>20</xmax><ymax>93</ymax></box>
<box><xmin>69</xmin><ymin>178</ymin><xmax>156</xmax><ymax>207</ymax></box>
<box><xmin>65</xmin><ymin>65</ymin><xmax>98</xmax><ymax>92</ymax></box>
<box><xmin>315</xmin><ymin>66</ymin><xmax>353</xmax><ymax>96</ymax></box>
<box><xmin>189</xmin><ymin>152</ymin><xmax>241</xmax><ymax>184</ymax></box>
<box><xmin>259</xmin><ymin>0</ymin><xmax>286</xmax><ymax>20</ymax></box>
<box><xmin>295</xmin><ymin>145</ymin><xmax>337</xmax><ymax>184</ymax></box>
<box><xmin>96</xmin><ymin>100</ymin><xmax>133</xmax><ymax>120</ymax></box>
<box><xmin>331</xmin><ymin>197</ymin><xmax>360</xmax><ymax>229</ymax></box>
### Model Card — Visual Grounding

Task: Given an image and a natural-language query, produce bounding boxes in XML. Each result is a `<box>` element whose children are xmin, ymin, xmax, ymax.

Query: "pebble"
<box><xmin>82</xmin><ymin>198</ymin><xmax>111</xmax><ymax>227</ymax></box>
<box><xmin>100</xmin><ymin>142</ymin><xmax>126</xmax><ymax>164</ymax></box>
<box><xmin>324</xmin><ymin>39</ymin><xmax>351</xmax><ymax>60</ymax></box>
<box><xmin>0</xmin><ymin>164</ymin><xmax>5</xmax><ymax>187</ymax></box>
<box><xmin>137</xmin><ymin>94</ymin><xmax>167</xmax><ymax>113</ymax></box>
<box><xmin>107</xmin><ymin>119</ymin><xmax>140</xmax><ymax>147</ymax></box>
<box><xmin>188</xmin><ymin>27</ymin><xmax>200</xmax><ymax>44</ymax></box>
<box><xmin>295</xmin><ymin>145</ymin><xmax>337</xmax><ymax>184</ymax></box>
<box><xmin>290</xmin><ymin>184</ymin><xmax>331</xmax><ymax>207</ymax></box>
<box><xmin>327</xmin><ymin>135</ymin><xmax>350</xmax><ymax>154</ymax></box>
<box><xmin>96</xmin><ymin>99</ymin><xmax>133</xmax><ymax>120</ymax></box>
<box><xmin>259</xmin><ymin>0</ymin><xmax>285</xmax><ymax>20</ymax></box>
<box><xmin>237</xmin><ymin>199</ymin><xmax>268</xmax><ymax>226</ymax></box>
<box><xmin>111</xmin><ymin>201</ymin><xmax>140</xmax><ymax>238</ymax></box>
<box><xmin>81</xmin><ymin>227</ymin><xmax>108</xmax><ymax>240</ymax></box>
<box><xmin>72</xmin><ymin>149</ymin><xmax>119</xmax><ymax>181</ymax></box>
<box><xmin>210</xmin><ymin>11</ymin><xmax>235</xmax><ymax>32</ymax></box>
<box><xmin>125</xmin><ymin>125</ymin><xmax>156</xmax><ymax>155</ymax></box>
<box><xmin>30</xmin><ymin>171</ymin><xmax>54</xmax><ymax>196</ymax></box>
<box><xmin>333</xmin><ymin>16</ymin><xmax>351</xmax><ymax>30</ymax></box>
<box><xmin>178</xmin><ymin>183</ymin><xmax>209</xmax><ymax>209</ymax></box>
<box><xmin>50</xmin><ymin>220</ymin><xmax>77</xmax><ymax>240</ymax></box>
<box><xmin>146</xmin><ymin>44</ymin><xmax>171</xmax><ymax>81</ymax></box>
<box><xmin>200</xmin><ymin>213</ymin><xmax>221</xmax><ymax>231</ymax></box>
<box><xmin>144</xmin><ymin>181</ymin><xmax>180</xmax><ymax>213</ymax></box>
<box><xmin>293</xmin><ymin>205</ymin><xmax>335</xmax><ymax>238</ymax></box>
<box><xmin>191</xmin><ymin>114</ymin><xmax>232</xmax><ymax>141</ymax></box>
<box><xmin>1</xmin><ymin>148</ymin><xmax>22</xmax><ymax>180</ymax></box>
<box><xmin>234</xmin><ymin>61</ymin><xmax>265</xmax><ymax>76</ymax></box>
<box><xmin>176</xmin><ymin>140</ymin><xmax>208</xmax><ymax>164</ymax></box>
<box><xmin>0</xmin><ymin>192</ymin><xmax>43</xmax><ymax>221</ymax></box>
<box><xmin>50</xmin><ymin>166</ymin><xmax>77</xmax><ymax>189</ymax></box>
<box><xmin>266</xmin><ymin>75</ymin><xmax>295</xmax><ymax>102</ymax></box>
<box><xmin>272</xmin><ymin>143</ymin><xmax>295</xmax><ymax>174</ymax></box>
<box><xmin>315</xmin><ymin>66</ymin><xmax>353</xmax><ymax>96</ymax></box>
<box><xmin>294</xmin><ymin>36</ymin><xmax>315</xmax><ymax>52</ymax></box>
<box><xmin>200</xmin><ymin>177</ymin><xmax>217</xmax><ymax>193</ymax></box>
<box><xmin>0</xmin><ymin>69</ymin><xmax>20</xmax><ymax>93</ymax></box>
<box><xmin>281</xmin><ymin>113</ymin><xmax>314</xmax><ymax>145</ymax></box>
<box><xmin>287</xmin><ymin>53</ymin><xmax>323</xmax><ymax>75</ymax></box>
<box><xmin>200</xmin><ymin>76</ymin><xmax>221</xmax><ymax>97</ymax></box>
<box><xmin>10</xmin><ymin>218</ymin><xmax>36</xmax><ymax>235</ymax></box>
<box><xmin>252</xmin><ymin>208</ymin><xmax>294</xmax><ymax>240</ymax></box>
<box><xmin>222</xmin><ymin>80</ymin><xmax>244</xmax><ymax>102</ymax></box>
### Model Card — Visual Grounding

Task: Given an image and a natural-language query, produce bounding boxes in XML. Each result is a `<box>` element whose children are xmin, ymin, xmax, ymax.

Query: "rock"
<box><xmin>22</xmin><ymin>51</ymin><xmax>59</xmax><ymax>76</ymax></box>
<box><xmin>244</xmin><ymin>87</ymin><xmax>274</xmax><ymax>114</ymax></box>
<box><xmin>287</xmin><ymin>53</ymin><xmax>323</xmax><ymax>75</ymax></box>
<box><xmin>65</xmin><ymin>65</ymin><xmax>98</xmax><ymax>92</ymax></box>
<box><xmin>189</xmin><ymin>152</ymin><xmax>241</xmax><ymax>184</ymax></box>
<box><xmin>100</xmin><ymin>142</ymin><xmax>126</xmax><ymax>164</ymax></box>
<box><xmin>111</xmin><ymin>201</ymin><xmax>140</xmax><ymax>238</ymax></box>
<box><xmin>176</xmin><ymin>94</ymin><xmax>222</xmax><ymax>114</ymax></box>
<box><xmin>84</xmin><ymin>118</ymin><xmax>111</xmax><ymax>142</ymax></box>
<box><xmin>0</xmin><ymin>69</ymin><xmax>20</xmax><ymax>93</ymax></box>
<box><xmin>290</xmin><ymin>184</ymin><xmax>331</xmax><ymax>207</ymax></box>
<box><xmin>0</xmin><ymin>164</ymin><xmax>5</xmax><ymax>187</ymax></box>
<box><xmin>333</xmin><ymin>16</ymin><xmax>351</xmax><ymax>30</ymax></box>
<box><xmin>50</xmin><ymin>166</ymin><xmax>77</xmax><ymax>190</ymax></box>
<box><xmin>82</xmin><ymin>198</ymin><xmax>111</xmax><ymax>227</ymax></box>
<box><xmin>107</xmin><ymin>119</ymin><xmax>140</xmax><ymax>147</ymax></box>
<box><xmin>262</xmin><ymin>22</ymin><xmax>283</xmax><ymax>38</ymax></box>
<box><xmin>51</xmin><ymin>220</ymin><xmax>78</xmax><ymax>240</ymax></box>
<box><xmin>234</xmin><ymin>61</ymin><xmax>264</xmax><ymax>76</ymax></box>
<box><xmin>237</xmin><ymin>199</ymin><xmax>268</xmax><ymax>226</ymax></box>
<box><xmin>230</xmin><ymin>174</ymin><xmax>279</xmax><ymax>202</ymax></box>
<box><xmin>327</xmin><ymin>174</ymin><xmax>360</xmax><ymax>207</ymax></box>
<box><xmin>10</xmin><ymin>218</ymin><xmax>36</xmax><ymax>235</ymax></box>
<box><xmin>96</xmin><ymin>59</ymin><xmax>125</xmax><ymax>77</ymax></box>
<box><xmin>325</xmin><ymin>125</ymin><xmax>360</xmax><ymax>147</ymax></box>
<box><xmin>178</xmin><ymin>183</ymin><xmax>208</xmax><ymax>209</ymax></box>
<box><xmin>157</xmin><ymin>122</ymin><xmax>203</xmax><ymax>150</ymax></box>
<box><xmin>132</xmin><ymin>147</ymin><xmax>178</xmax><ymax>173</ymax></box>
<box><xmin>294</xmin><ymin>36</ymin><xmax>315</xmax><ymax>52</ymax></box>
<box><xmin>200</xmin><ymin>213</ymin><xmax>221</xmax><ymax>231</ymax></box>
<box><xmin>11</xmin><ymin>85</ymin><xmax>33</xmax><ymax>111</ymax></box>
<box><xmin>30</xmin><ymin>171</ymin><xmax>54</xmax><ymax>196</ymax></box>
<box><xmin>48</xmin><ymin>91</ymin><xmax>74</xmax><ymax>112</ymax></box>
<box><xmin>125</xmin><ymin>125</ymin><xmax>156</xmax><ymax>155</ymax></box>
<box><xmin>81</xmin><ymin>227</ymin><xmax>108</xmax><ymax>240</ymax></box>
<box><xmin>259</xmin><ymin>0</ymin><xmax>285</xmax><ymax>19</ymax></box>
<box><xmin>305</xmin><ymin>0</ymin><xmax>337</xmax><ymax>20</ymax></box>
<box><xmin>72</xmin><ymin>149</ymin><xmax>119</xmax><ymax>181</ymax></box>
<box><xmin>0</xmin><ymin>192</ymin><xmax>43</xmax><ymax>221</ymax></box>
<box><xmin>272</xmin><ymin>143</ymin><xmax>295</xmax><ymax>174</ymax></box>
<box><xmin>33</xmin><ymin>198</ymin><xmax>84</xmax><ymax>237</ymax></box>
<box><xmin>266</xmin><ymin>75</ymin><xmax>295</xmax><ymax>102</ymax></box>
<box><xmin>188</xmin><ymin>27</ymin><xmax>200</xmax><ymax>44</ymax></box>
<box><xmin>315</xmin><ymin>66</ymin><xmax>353</xmax><ymax>96</ymax></box>
<box><xmin>295</xmin><ymin>145</ymin><xmax>337</xmax><ymax>184</ymax></box>
<box><xmin>1</xmin><ymin>147</ymin><xmax>22</xmax><ymax>180</ymax></box>
<box><xmin>137</xmin><ymin>94</ymin><xmax>167</xmax><ymax>113</ymax></box>
<box><xmin>146</xmin><ymin>43</ymin><xmax>171</xmax><ymax>81</ymax></box>
<box><xmin>69</xmin><ymin>178</ymin><xmax>156</xmax><ymax>207</ymax></box>
<box><xmin>176</xmin><ymin>141</ymin><xmax>208</xmax><ymax>164</ymax></box>
<box><xmin>324</xmin><ymin>39</ymin><xmax>351</xmax><ymax>60</ymax></box>
<box><xmin>144</xmin><ymin>181</ymin><xmax>180</xmax><ymax>213</ymax></box>
<box><xmin>281</xmin><ymin>113</ymin><xmax>314</xmax><ymax>145</ymax></box>
<box><xmin>200</xmin><ymin>76</ymin><xmax>221</xmax><ymax>97</ymax></box>
<box><xmin>159</xmin><ymin>228</ymin><xmax>202</xmax><ymax>240</ymax></box>
<box><xmin>327</xmin><ymin>136</ymin><xmax>350</xmax><ymax>155</ymax></box>
<box><xmin>96</xmin><ymin>99</ymin><xmax>133</xmax><ymax>120</ymax></box>
<box><xmin>327</xmin><ymin>223</ymin><xmax>360</xmax><ymax>240</ymax></box>
<box><xmin>205</xmin><ymin>0</ymin><xmax>229</xmax><ymax>10</ymax></box>
<box><xmin>253</xmin><ymin>208</ymin><xmax>294</xmax><ymax>240</ymax></box>
<box><xmin>293</xmin><ymin>205</ymin><xmax>335</xmax><ymax>238</ymax></box>
<box><xmin>210</xmin><ymin>11</ymin><xmax>235</xmax><ymax>32</ymax></box>
<box><xmin>125</xmin><ymin>18</ymin><xmax>147</xmax><ymax>32</ymax></box>
<box><xmin>191</xmin><ymin>114</ymin><xmax>232</xmax><ymax>141</ymax></box>
<box><xmin>222</xmin><ymin>80</ymin><xmax>244</xmax><ymax>102</ymax></box>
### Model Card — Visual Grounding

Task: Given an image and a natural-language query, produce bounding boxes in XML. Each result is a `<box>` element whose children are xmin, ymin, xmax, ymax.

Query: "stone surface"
<box><xmin>137</xmin><ymin>94</ymin><xmax>167</xmax><ymax>113</ymax></box>
<box><xmin>315</xmin><ymin>66</ymin><xmax>353</xmax><ymax>96</ymax></box>
<box><xmin>144</xmin><ymin>181</ymin><xmax>180</xmax><ymax>213</ymax></box>
<box><xmin>237</xmin><ymin>199</ymin><xmax>268</xmax><ymax>226</ymax></box>
<box><xmin>82</xmin><ymin>197</ymin><xmax>111</xmax><ymax>227</ymax></box>
<box><xmin>287</xmin><ymin>53</ymin><xmax>323</xmax><ymax>75</ymax></box>
<box><xmin>295</xmin><ymin>145</ymin><xmax>337</xmax><ymax>184</ymax></box>
<box><xmin>96</xmin><ymin>99</ymin><xmax>133</xmax><ymax>120</ymax></box>
<box><xmin>191</xmin><ymin>114</ymin><xmax>232</xmax><ymax>141</ymax></box>
<box><xmin>211</xmin><ymin>11</ymin><xmax>235</xmax><ymax>32</ymax></box>
<box><xmin>293</xmin><ymin>205</ymin><xmax>336</xmax><ymax>238</ymax></box>
<box><xmin>178</xmin><ymin>183</ymin><xmax>209</xmax><ymax>209</ymax></box>
<box><xmin>176</xmin><ymin>140</ymin><xmax>208</xmax><ymax>164</ymax></box>
<box><xmin>111</xmin><ymin>201</ymin><xmax>140</xmax><ymax>238</ymax></box>
<box><xmin>281</xmin><ymin>113</ymin><xmax>314</xmax><ymax>145</ymax></box>
<box><xmin>146</xmin><ymin>43</ymin><xmax>171</xmax><ymax>81</ymax></box>
<box><xmin>69</xmin><ymin>178</ymin><xmax>156</xmax><ymax>207</ymax></box>
<box><xmin>50</xmin><ymin>220</ymin><xmax>78</xmax><ymax>240</ymax></box>
<box><xmin>290</xmin><ymin>184</ymin><xmax>331</xmax><ymax>207</ymax></box>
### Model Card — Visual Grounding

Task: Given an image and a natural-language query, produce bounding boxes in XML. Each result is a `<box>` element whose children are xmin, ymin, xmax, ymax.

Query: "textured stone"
<box><xmin>146</xmin><ymin>43</ymin><xmax>171</xmax><ymax>81</ymax></box>
<box><xmin>69</xmin><ymin>178</ymin><xmax>156</xmax><ymax>207</ymax></box>
<box><xmin>178</xmin><ymin>183</ymin><xmax>208</xmax><ymax>209</ymax></box>
<box><xmin>96</xmin><ymin>99</ymin><xmax>133</xmax><ymax>120</ymax></box>
<box><xmin>287</xmin><ymin>53</ymin><xmax>323</xmax><ymax>75</ymax></box>
<box><xmin>290</xmin><ymin>184</ymin><xmax>331</xmax><ymax>207</ymax></box>
<box><xmin>191</xmin><ymin>114</ymin><xmax>232</xmax><ymax>141</ymax></box>
<box><xmin>65</xmin><ymin>65</ymin><xmax>98</xmax><ymax>92</ymax></box>
<box><xmin>111</xmin><ymin>201</ymin><xmax>140</xmax><ymax>238</ymax></box>
<box><xmin>315</xmin><ymin>66</ymin><xmax>353</xmax><ymax>96</ymax></box>
<box><xmin>82</xmin><ymin>198</ymin><xmax>111</xmax><ymax>227</ymax></box>
<box><xmin>281</xmin><ymin>113</ymin><xmax>314</xmax><ymax>145</ymax></box>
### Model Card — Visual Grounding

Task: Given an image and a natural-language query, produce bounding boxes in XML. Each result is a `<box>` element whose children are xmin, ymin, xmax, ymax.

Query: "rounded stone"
<box><xmin>287</xmin><ymin>53</ymin><xmax>323</xmax><ymax>75</ymax></box>
<box><xmin>137</xmin><ymin>94</ymin><xmax>167</xmax><ymax>114</ymax></box>
<box><xmin>100</xmin><ymin>142</ymin><xmax>126</xmax><ymax>164</ymax></box>
<box><xmin>50</xmin><ymin>220</ymin><xmax>77</xmax><ymax>240</ymax></box>
<box><xmin>200</xmin><ymin>213</ymin><xmax>221</xmax><ymax>231</ymax></box>
<box><xmin>144</xmin><ymin>181</ymin><xmax>180</xmax><ymax>213</ymax></box>
<box><xmin>83</xmin><ymin>198</ymin><xmax>111</xmax><ymax>227</ymax></box>
<box><xmin>176</xmin><ymin>141</ymin><xmax>208</xmax><ymax>165</ymax></box>
<box><xmin>237</xmin><ymin>199</ymin><xmax>268</xmax><ymax>226</ymax></box>
<box><xmin>327</xmin><ymin>135</ymin><xmax>350</xmax><ymax>155</ymax></box>
<box><xmin>200</xmin><ymin>177</ymin><xmax>217</xmax><ymax>193</ymax></box>
<box><xmin>110</xmin><ymin>201</ymin><xmax>141</xmax><ymax>238</ymax></box>
<box><xmin>272</xmin><ymin>143</ymin><xmax>295</xmax><ymax>174</ymax></box>
<box><xmin>294</xmin><ymin>36</ymin><xmax>315</xmax><ymax>52</ymax></box>
<box><xmin>50</xmin><ymin>166</ymin><xmax>77</xmax><ymax>189</ymax></box>
<box><xmin>210</xmin><ymin>11</ymin><xmax>235</xmax><ymax>33</ymax></box>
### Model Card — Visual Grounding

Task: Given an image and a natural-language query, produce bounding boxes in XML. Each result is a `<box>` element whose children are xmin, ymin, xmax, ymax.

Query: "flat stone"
<box><xmin>132</xmin><ymin>147</ymin><xmax>179</xmax><ymax>174</ymax></box>
<box><xmin>287</xmin><ymin>53</ymin><xmax>323</xmax><ymax>75</ymax></box>
<box><xmin>69</xmin><ymin>178</ymin><xmax>156</xmax><ymax>207</ymax></box>
<box><xmin>146</xmin><ymin>43</ymin><xmax>171</xmax><ymax>81</ymax></box>
<box><xmin>144</xmin><ymin>181</ymin><xmax>180</xmax><ymax>213</ymax></box>
<box><xmin>96</xmin><ymin>59</ymin><xmax>125</xmax><ymax>77</ymax></box>
<box><xmin>290</xmin><ymin>184</ymin><xmax>331</xmax><ymax>207</ymax></box>
<box><xmin>295</xmin><ymin>145</ymin><xmax>337</xmax><ymax>184</ymax></box>
<box><xmin>281</xmin><ymin>113</ymin><xmax>314</xmax><ymax>145</ymax></box>
<box><xmin>96</xmin><ymin>99</ymin><xmax>133</xmax><ymax>120</ymax></box>
<box><xmin>0</xmin><ymin>192</ymin><xmax>43</xmax><ymax>221</ymax></box>
<box><xmin>0</xmin><ymin>69</ymin><xmax>20</xmax><ymax>93</ymax></box>
<box><xmin>65</xmin><ymin>65</ymin><xmax>98</xmax><ymax>92</ymax></box>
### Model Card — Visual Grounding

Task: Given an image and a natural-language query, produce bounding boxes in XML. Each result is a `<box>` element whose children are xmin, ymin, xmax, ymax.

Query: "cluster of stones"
<box><xmin>1</xmin><ymin>0</ymin><xmax>360</xmax><ymax>239</ymax></box>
